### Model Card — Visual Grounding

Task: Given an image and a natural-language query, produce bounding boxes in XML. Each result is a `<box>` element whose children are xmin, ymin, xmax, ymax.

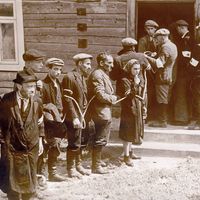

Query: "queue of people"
<box><xmin>0</xmin><ymin>18</ymin><xmax>200</xmax><ymax>200</ymax></box>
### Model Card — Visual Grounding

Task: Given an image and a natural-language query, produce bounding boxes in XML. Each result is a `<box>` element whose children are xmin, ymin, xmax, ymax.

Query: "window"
<box><xmin>0</xmin><ymin>0</ymin><xmax>24</xmax><ymax>71</ymax></box>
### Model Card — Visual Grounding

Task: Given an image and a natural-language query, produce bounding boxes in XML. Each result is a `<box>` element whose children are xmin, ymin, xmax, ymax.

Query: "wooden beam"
<box><xmin>127</xmin><ymin>0</ymin><xmax>136</xmax><ymax>38</ymax></box>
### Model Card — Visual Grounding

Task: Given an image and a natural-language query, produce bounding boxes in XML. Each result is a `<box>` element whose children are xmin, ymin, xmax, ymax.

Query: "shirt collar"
<box><xmin>182</xmin><ymin>30</ymin><xmax>189</xmax><ymax>39</ymax></box>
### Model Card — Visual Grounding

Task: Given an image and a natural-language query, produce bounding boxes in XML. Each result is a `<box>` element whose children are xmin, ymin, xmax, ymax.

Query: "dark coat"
<box><xmin>0</xmin><ymin>91</ymin><xmax>44</xmax><ymax>194</ymax></box>
<box><xmin>62</xmin><ymin>69</ymin><xmax>88</xmax><ymax>121</ymax></box>
<box><xmin>173</xmin><ymin>32</ymin><xmax>194</xmax><ymax>122</ymax></box>
<box><xmin>118</xmin><ymin>77</ymin><xmax>144</xmax><ymax>144</ymax></box>
<box><xmin>138</xmin><ymin>35</ymin><xmax>157</xmax><ymax>53</ymax></box>
<box><xmin>42</xmin><ymin>75</ymin><xmax>67</xmax><ymax>139</ymax></box>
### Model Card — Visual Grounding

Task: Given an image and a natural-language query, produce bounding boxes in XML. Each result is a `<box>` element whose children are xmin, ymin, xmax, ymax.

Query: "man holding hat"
<box><xmin>172</xmin><ymin>20</ymin><xmax>195</xmax><ymax>125</ymax></box>
<box><xmin>145</xmin><ymin>28</ymin><xmax>178</xmax><ymax>127</ymax></box>
<box><xmin>37</xmin><ymin>58</ymin><xmax>67</xmax><ymax>182</ymax></box>
<box><xmin>62</xmin><ymin>53</ymin><xmax>92</xmax><ymax>178</ymax></box>
<box><xmin>22</xmin><ymin>49</ymin><xmax>45</xmax><ymax>91</ymax></box>
<box><xmin>138</xmin><ymin>20</ymin><xmax>159</xmax><ymax>122</ymax></box>
<box><xmin>0</xmin><ymin>70</ymin><xmax>44</xmax><ymax>200</ymax></box>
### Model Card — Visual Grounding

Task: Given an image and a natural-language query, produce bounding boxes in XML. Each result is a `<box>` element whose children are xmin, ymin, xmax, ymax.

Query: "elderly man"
<box><xmin>138</xmin><ymin>20</ymin><xmax>159</xmax><ymax>122</ymax></box>
<box><xmin>145</xmin><ymin>28</ymin><xmax>178</xmax><ymax>127</ymax></box>
<box><xmin>173</xmin><ymin>20</ymin><xmax>195</xmax><ymax>125</ymax></box>
<box><xmin>62</xmin><ymin>53</ymin><xmax>93</xmax><ymax>178</ymax></box>
<box><xmin>37</xmin><ymin>58</ymin><xmax>67</xmax><ymax>182</ymax></box>
<box><xmin>0</xmin><ymin>70</ymin><xmax>44</xmax><ymax>200</ymax></box>
<box><xmin>138</xmin><ymin>19</ymin><xmax>159</xmax><ymax>53</ymax></box>
<box><xmin>88</xmin><ymin>52</ymin><xmax>117</xmax><ymax>174</ymax></box>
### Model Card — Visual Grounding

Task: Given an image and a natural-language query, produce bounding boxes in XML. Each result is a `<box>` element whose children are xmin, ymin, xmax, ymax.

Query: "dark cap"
<box><xmin>13</xmin><ymin>70</ymin><xmax>38</xmax><ymax>84</ymax></box>
<box><xmin>175</xmin><ymin>20</ymin><xmax>189</xmax><ymax>27</ymax></box>
<box><xmin>145</xmin><ymin>20</ymin><xmax>159</xmax><ymax>28</ymax></box>
<box><xmin>23</xmin><ymin>49</ymin><xmax>45</xmax><ymax>61</ymax></box>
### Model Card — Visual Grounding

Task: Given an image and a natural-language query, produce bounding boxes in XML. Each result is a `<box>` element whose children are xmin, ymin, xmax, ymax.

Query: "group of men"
<box><xmin>0</xmin><ymin>17</ymin><xmax>200</xmax><ymax>200</ymax></box>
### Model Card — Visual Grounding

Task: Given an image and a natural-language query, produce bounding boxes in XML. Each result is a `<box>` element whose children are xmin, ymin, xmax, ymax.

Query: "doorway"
<box><xmin>137</xmin><ymin>1</ymin><xmax>195</xmax><ymax>40</ymax></box>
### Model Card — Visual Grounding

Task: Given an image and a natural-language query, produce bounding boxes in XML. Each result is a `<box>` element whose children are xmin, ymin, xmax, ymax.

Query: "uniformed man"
<box><xmin>62</xmin><ymin>53</ymin><xmax>92</xmax><ymax>178</ymax></box>
<box><xmin>88</xmin><ymin>52</ymin><xmax>117</xmax><ymax>174</ymax></box>
<box><xmin>145</xmin><ymin>28</ymin><xmax>178</xmax><ymax>127</ymax></box>
<box><xmin>138</xmin><ymin>20</ymin><xmax>159</xmax><ymax>122</ymax></box>
<box><xmin>0</xmin><ymin>70</ymin><xmax>44</xmax><ymax>200</ymax></box>
<box><xmin>38</xmin><ymin>58</ymin><xmax>67</xmax><ymax>182</ymax></box>
<box><xmin>173</xmin><ymin>20</ymin><xmax>195</xmax><ymax>125</ymax></box>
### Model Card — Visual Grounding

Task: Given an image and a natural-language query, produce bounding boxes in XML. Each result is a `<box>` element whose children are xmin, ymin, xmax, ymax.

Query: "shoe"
<box><xmin>76</xmin><ymin>165</ymin><xmax>91</xmax><ymax>176</ymax></box>
<box><xmin>100</xmin><ymin>160</ymin><xmax>107</xmax><ymax>167</ymax></box>
<box><xmin>148</xmin><ymin>121</ymin><xmax>167</xmax><ymax>128</ymax></box>
<box><xmin>48</xmin><ymin>174</ymin><xmax>66</xmax><ymax>182</ymax></box>
<box><xmin>92</xmin><ymin>166</ymin><xmax>109</xmax><ymax>174</ymax></box>
<box><xmin>129</xmin><ymin>152</ymin><xmax>141</xmax><ymax>159</ymax></box>
<box><xmin>124</xmin><ymin>156</ymin><xmax>134</xmax><ymax>167</ymax></box>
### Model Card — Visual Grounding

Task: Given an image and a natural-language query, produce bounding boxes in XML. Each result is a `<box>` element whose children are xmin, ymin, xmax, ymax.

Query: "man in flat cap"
<box><xmin>0</xmin><ymin>70</ymin><xmax>44</xmax><ymax>200</ymax></box>
<box><xmin>62</xmin><ymin>53</ymin><xmax>92</xmax><ymax>178</ymax></box>
<box><xmin>37</xmin><ymin>58</ymin><xmax>67</xmax><ymax>182</ymax></box>
<box><xmin>138</xmin><ymin>20</ymin><xmax>159</xmax><ymax>123</ymax></box>
<box><xmin>22</xmin><ymin>49</ymin><xmax>45</xmax><ymax>92</ymax></box>
<box><xmin>145</xmin><ymin>28</ymin><xmax>178</xmax><ymax>127</ymax></box>
<box><xmin>172</xmin><ymin>20</ymin><xmax>195</xmax><ymax>125</ymax></box>
<box><xmin>87</xmin><ymin>52</ymin><xmax>117</xmax><ymax>174</ymax></box>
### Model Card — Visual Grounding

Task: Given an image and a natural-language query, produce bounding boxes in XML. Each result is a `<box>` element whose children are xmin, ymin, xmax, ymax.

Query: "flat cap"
<box><xmin>13</xmin><ymin>70</ymin><xmax>38</xmax><ymax>84</ymax></box>
<box><xmin>154</xmin><ymin>28</ymin><xmax>170</xmax><ymax>37</ymax></box>
<box><xmin>121</xmin><ymin>37</ymin><xmax>137</xmax><ymax>47</ymax></box>
<box><xmin>145</xmin><ymin>20</ymin><xmax>159</xmax><ymax>28</ymax></box>
<box><xmin>73</xmin><ymin>53</ymin><xmax>93</xmax><ymax>62</ymax></box>
<box><xmin>45</xmin><ymin>58</ymin><xmax>64</xmax><ymax>68</ymax></box>
<box><xmin>23</xmin><ymin>49</ymin><xmax>45</xmax><ymax>61</ymax></box>
<box><xmin>175</xmin><ymin>20</ymin><xmax>189</xmax><ymax>26</ymax></box>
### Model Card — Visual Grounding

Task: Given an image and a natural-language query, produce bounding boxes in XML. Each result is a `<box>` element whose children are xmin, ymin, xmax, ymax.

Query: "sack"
<box><xmin>44</xmin><ymin>120</ymin><xmax>67</xmax><ymax>138</ymax></box>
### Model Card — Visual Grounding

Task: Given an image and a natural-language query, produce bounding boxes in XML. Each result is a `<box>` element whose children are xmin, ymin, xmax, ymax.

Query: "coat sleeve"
<box><xmin>92</xmin><ymin>72</ymin><xmax>116</xmax><ymax>104</ymax></box>
<box><xmin>36</xmin><ymin>98</ymin><xmax>45</xmax><ymax>137</ymax></box>
<box><xmin>138</xmin><ymin>37</ymin><xmax>147</xmax><ymax>53</ymax></box>
<box><xmin>62</xmin><ymin>74</ymin><xmax>79</xmax><ymax>120</ymax></box>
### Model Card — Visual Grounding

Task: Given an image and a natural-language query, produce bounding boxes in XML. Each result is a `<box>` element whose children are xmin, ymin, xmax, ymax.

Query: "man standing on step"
<box><xmin>145</xmin><ymin>28</ymin><xmax>178</xmax><ymax>128</ymax></box>
<box><xmin>62</xmin><ymin>53</ymin><xmax>93</xmax><ymax>178</ymax></box>
<box><xmin>88</xmin><ymin>52</ymin><xmax>117</xmax><ymax>174</ymax></box>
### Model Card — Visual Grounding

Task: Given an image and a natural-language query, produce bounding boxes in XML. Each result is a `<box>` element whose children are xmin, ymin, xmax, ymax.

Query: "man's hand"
<box><xmin>38</xmin><ymin>137</ymin><xmax>44</xmax><ymax>156</ymax></box>
<box><xmin>37</xmin><ymin>80</ymin><xmax>43</xmax><ymax>89</ymax></box>
<box><xmin>73</xmin><ymin>118</ymin><xmax>82</xmax><ymax>129</ymax></box>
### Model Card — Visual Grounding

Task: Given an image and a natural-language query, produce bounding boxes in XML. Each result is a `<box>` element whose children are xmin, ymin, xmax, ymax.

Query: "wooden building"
<box><xmin>0</xmin><ymin>0</ymin><xmax>199</xmax><ymax>94</ymax></box>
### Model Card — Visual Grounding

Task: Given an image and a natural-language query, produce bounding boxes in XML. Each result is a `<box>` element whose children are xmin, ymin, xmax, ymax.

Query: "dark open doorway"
<box><xmin>137</xmin><ymin>1</ymin><xmax>195</xmax><ymax>40</ymax></box>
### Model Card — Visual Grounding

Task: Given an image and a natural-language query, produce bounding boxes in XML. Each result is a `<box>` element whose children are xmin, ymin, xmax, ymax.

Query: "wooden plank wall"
<box><xmin>22</xmin><ymin>0</ymin><xmax>127</xmax><ymax>73</ymax></box>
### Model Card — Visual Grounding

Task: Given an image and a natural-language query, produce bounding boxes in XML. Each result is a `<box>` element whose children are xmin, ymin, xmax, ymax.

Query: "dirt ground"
<box><xmin>1</xmin><ymin>152</ymin><xmax>200</xmax><ymax>200</ymax></box>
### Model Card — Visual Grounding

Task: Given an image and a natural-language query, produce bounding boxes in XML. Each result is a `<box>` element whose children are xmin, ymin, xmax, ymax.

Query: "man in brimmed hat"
<box><xmin>138</xmin><ymin>20</ymin><xmax>159</xmax><ymax>123</ymax></box>
<box><xmin>23</xmin><ymin>49</ymin><xmax>45</xmax><ymax>91</ymax></box>
<box><xmin>62</xmin><ymin>53</ymin><xmax>93</xmax><ymax>178</ymax></box>
<box><xmin>172</xmin><ymin>19</ymin><xmax>195</xmax><ymax>125</ymax></box>
<box><xmin>37</xmin><ymin>57</ymin><xmax>67</xmax><ymax>182</ymax></box>
<box><xmin>0</xmin><ymin>70</ymin><xmax>44</xmax><ymax>200</ymax></box>
<box><xmin>138</xmin><ymin>20</ymin><xmax>159</xmax><ymax>53</ymax></box>
<box><xmin>145</xmin><ymin>28</ymin><xmax>178</xmax><ymax>127</ymax></box>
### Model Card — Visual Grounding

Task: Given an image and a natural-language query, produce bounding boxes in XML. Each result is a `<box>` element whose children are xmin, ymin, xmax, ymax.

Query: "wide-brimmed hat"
<box><xmin>13</xmin><ymin>70</ymin><xmax>38</xmax><ymax>84</ymax></box>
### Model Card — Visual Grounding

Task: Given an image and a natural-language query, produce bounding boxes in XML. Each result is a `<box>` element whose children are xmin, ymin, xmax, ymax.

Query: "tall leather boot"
<box><xmin>92</xmin><ymin>146</ymin><xmax>108</xmax><ymax>174</ymax></box>
<box><xmin>75</xmin><ymin>149</ymin><xmax>90</xmax><ymax>175</ymax></box>
<box><xmin>67</xmin><ymin>149</ymin><xmax>82</xmax><ymax>178</ymax></box>
<box><xmin>48</xmin><ymin>154</ymin><xmax>66</xmax><ymax>182</ymax></box>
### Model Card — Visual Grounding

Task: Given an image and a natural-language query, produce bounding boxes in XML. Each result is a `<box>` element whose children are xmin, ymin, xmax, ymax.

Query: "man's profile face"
<box><xmin>79</xmin><ymin>58</ymin><xmax>92</xmax><ymax>77</ymax></box>
<box><xmin>101</xmin><ymin>55</ymin><xmax>113</xmax><ymax>72</ymax></box>
<box><xmin>20</xmin><ymin>82</ymin><xmax>37</xmax><ymax>98</ymax></box>
<box><xmin>28</xmin><ymin>60</ymin><xmax>43</xmax><ymax>72</ymax></box>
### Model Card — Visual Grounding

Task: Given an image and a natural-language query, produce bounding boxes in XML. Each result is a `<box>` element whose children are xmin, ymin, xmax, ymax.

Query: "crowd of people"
<box><xmin>0</xmin><ymin>18</ymin><xmax>200</xmax><ymax>199</ymax></box>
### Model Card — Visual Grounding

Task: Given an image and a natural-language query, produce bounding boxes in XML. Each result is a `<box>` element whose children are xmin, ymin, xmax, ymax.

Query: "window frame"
<box><xmin>0</xmin><ymin>0</ymin><xmax>24</xmax><ymax>71</ymax></box>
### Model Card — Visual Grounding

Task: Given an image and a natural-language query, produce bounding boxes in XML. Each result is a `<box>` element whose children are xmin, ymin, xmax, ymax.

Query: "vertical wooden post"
<box><xmin>127</xmin><ymin>0</ymin><xmax>136</xmax><ymax>38</ymax></box>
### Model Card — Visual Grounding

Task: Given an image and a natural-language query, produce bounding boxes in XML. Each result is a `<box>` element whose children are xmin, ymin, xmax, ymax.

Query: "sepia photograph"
<box><xmin>0</xmin><ymin>0</ymin><xmax>200</xmax><ymax>199</ymax></box>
